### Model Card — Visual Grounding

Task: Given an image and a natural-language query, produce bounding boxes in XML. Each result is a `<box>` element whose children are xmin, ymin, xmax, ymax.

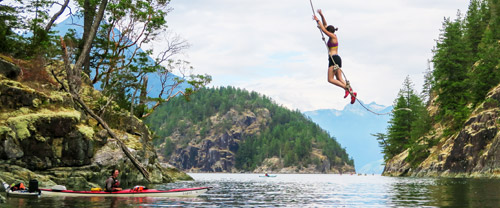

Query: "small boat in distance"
<box><xmin>259</xmin><ymin>172</ymin><xmax>277</xmax><ymax>177</ymax></box>
<box><xmin>259</xmin><ymin>175</ymin><xmax>277</xmax><ymax>177</ymax></box>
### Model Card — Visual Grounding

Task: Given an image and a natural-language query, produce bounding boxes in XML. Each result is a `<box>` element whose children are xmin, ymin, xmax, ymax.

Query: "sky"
<box><xmin>148</xmin><ymin>0</ymin><xmax>470</xmax><ymax>112</ymax></box>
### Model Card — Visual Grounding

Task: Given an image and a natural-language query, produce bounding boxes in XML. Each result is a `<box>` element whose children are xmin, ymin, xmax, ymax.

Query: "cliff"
<box><xmin>0</xmin><ymin>57</ymin><xmax>191</xmax><ymax>190</ymax></box>
<box><xmin>384</xmin><ymin>83</ymin><xmax>500</xmax><ymax>177</ymax></box>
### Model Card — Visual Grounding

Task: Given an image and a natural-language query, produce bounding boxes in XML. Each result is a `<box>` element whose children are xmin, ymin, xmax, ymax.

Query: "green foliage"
<box><xmin>405</xmin><ymin>138</ymin><xmax>431</xmax><ymax>168</ymax></box>
<box><xmin>0</xmin><ymin>5</ymin><xmax>20</xmax><ymax>54</ymax></box>
<box><xmin>432</xmin><ymin>14</ymin><xmax>471</xmax><ymax>129</ymax></box>
<box><xmin>163</xmin><ymin>138</ymin><xmax>175</xmax><ymax>160</ymax></box>
<box><xmin>145</xmin><ymin>86</ymin><xmax>353</xmax><ymax>171</ymax></box>
<box><xmin>431</xmin><ymin>0</ymin><xmax>499</xmax><ymax>130</ymax></box>
<box><xmin>0</xmin><ymin>2</ymin><xmax>57</xmax><ymax>58</ymax></box>
<box><xmin>379</xmin><ymin>76</ymin><xmax>432</xmax><ymax>162</ymax></box>
<box><xmin>380</xmin><ymin>0</ymin><xmax>500</xmax><ymax>165</ymax></box>
<box><xmin>1</xmin><ymin>0</ymin><xmax>208</xmax><ymax>119</ymax></box>
<box><xmin>470</xmin><ymin>0</ymin><xmax>500</xmax><ymax>105</ymax></box>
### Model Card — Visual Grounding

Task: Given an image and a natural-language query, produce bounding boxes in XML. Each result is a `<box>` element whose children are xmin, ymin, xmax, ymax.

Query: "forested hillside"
<box><xmin>146</xmin><ymin>86</ymin><xmax>354</xmax><ymax>173</ymax></box>
<box><xmin>379</xmin><ymin>0</ymin><xmax>500</xmax><ymax>177</ymax></box>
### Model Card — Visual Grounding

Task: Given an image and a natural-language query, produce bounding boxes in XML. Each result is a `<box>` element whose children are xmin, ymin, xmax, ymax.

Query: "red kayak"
<box><xmin>40</xmin><ymin>186</ymin><xmax>211</xmax><ymax>197</ymax></box>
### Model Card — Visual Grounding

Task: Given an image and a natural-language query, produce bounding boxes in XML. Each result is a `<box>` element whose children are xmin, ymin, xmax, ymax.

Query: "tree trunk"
<box><xmin>74</xmin><ymin>0</ymin><xmax>108</xmax><ymax>89</ymax></box>
<box><xmin>81</xmin><ymin>0</ymin><xmax>96</xmax><ymax>77</ymax></box>
<box><xmin>138</xmin><ymin>75</ymin><xmax>149</xmax><ymax>117</ymax></box>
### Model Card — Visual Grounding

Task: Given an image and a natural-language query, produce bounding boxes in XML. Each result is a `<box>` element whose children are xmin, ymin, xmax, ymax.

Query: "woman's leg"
<box><xmin>335</xmin><ymin>67</ymin><xmax>351</xmax><ymax>98</ymax></box>
<box><xmin>327</xmin><ymin>66</ymin><xmax>346</xmax><ymax>89</ymax></box>
<box><xmin>335</xmin><ymin>68</ymin><xmax>347</xmax><ymax>87</ymax></box>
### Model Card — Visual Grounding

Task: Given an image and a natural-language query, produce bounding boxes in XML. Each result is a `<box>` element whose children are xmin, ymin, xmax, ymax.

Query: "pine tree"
<box><xmin>463</xmin><ymin>0</ymin><xmax>489</xmax><ymax>63</ymax></box>
<box><xmin>432</xmin><ymin>14</ymin><xmax>471</xmax><ymax>129</ymax></box>
<box><xmin>385</xmin><ymin>77</ymin><xmax>416</xmax><ymax>157</ymax></box>
<box><xmin>383</xmin><ymin>76</ymin><xmax>431</xmax><ymax>161</ymax></box>
<box><xmin>470</xmin><ymin>0</ymin><xmax>500</xmax><ymax>105</ymax></box>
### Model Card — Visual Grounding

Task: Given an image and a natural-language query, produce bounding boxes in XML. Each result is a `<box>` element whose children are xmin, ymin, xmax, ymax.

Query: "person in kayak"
<box><xmin>105</xmin><ymin>169</ymin><xmax>122</xmax><ymax>192</ymax></box>
<box><xmin>313</xmin><ymin>9</ymin><xmax>357</xmax><ymax>104</ymax></box>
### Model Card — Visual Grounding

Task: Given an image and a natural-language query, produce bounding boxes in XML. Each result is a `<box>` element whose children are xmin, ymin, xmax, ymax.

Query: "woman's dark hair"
<box><xmin>111</xmin><ymin>169</ymin><xmax>118</xmax><ymax>176</ymax></box>
<box><xmin>326</xmin><ymin>25</ymin><xmax>338</xmax><ymax>33</ymax></box>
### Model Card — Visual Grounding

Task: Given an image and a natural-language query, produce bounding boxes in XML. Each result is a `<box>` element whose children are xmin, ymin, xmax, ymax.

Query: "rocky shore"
<box><xmin>383</xmin><ymin>83</ymin><xmax>500</xmax><ymax>177</ymax></box>
<box><xmin>0</xmin><ymin>57</ymin><xmax>191</xmax><ymax>192</ymax></box>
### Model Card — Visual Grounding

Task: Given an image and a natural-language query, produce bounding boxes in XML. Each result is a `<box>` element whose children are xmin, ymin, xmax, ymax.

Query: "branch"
<box><xmin>45</xmin><ymin>0</ymin><xmax>70</xmax><ymax>31</ymax></box>
<box><xmin>142</xmin><ymin>90</ymin><xmax>185</xmax><ymax>118</ymax></box>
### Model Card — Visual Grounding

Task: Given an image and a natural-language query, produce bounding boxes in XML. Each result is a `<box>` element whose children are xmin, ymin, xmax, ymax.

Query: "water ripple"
<box><xmin>3</xmin><ymin>174</ymin><xmax>500</xmax><ymax>207</ymax></box>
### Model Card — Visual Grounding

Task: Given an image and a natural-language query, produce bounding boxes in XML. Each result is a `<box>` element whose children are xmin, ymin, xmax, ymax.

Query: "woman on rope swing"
<box><xmin>313</xmin><ymin>9</ymin><xmax>356</xmax><ymax>104</ymax></box>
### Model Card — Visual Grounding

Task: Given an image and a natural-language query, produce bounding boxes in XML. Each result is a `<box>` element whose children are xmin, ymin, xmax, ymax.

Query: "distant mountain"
<box><xmin>304</xmin><ymin>101</ymin><xmax>392</xmax><ymax>174</ymax></box>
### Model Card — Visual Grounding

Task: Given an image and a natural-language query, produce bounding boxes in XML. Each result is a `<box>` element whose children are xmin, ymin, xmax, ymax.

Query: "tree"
<box><xmin>470</xmin><ymin>0</ymin><xmax>500</xmax><ymax>105</ymax></box>
<box><xmin>432</xmin><ymin>14</ymin><xmax>471</xmax><ymax>129</ymax></box>
<box><xmin>463</xmin><ymin>0</ymin><xmax>489</xmax><ymax>63</ymax></box>
<box><xmin>421</xmin><ymin>60</ymin><xmax>433</xmax><ymax>105</ymax></box>
<box><xmin>0</xmin><ymin>0</ymin><xmax>59</xmax><ymax>58</ymax></box>
<box><xmin>383</xmin><ymin>76</ymin><xmax>431</xmax><ymax>161</ymax></box>
<box><xmin>0</xmin><ymin>4</ymin><xmax>20</xmax><ymax>54</ymax></box>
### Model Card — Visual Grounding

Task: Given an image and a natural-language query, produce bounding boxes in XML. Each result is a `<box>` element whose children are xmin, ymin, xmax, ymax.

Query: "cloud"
<box><xmin>154</xmin><ymin>0</ymin><xmax>469</xmax><ymax>111</ymax></box>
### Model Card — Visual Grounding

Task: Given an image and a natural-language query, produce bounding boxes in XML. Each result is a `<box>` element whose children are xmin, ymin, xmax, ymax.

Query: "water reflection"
<box><xmin>2</xmin><ymin>174</ymin><xmax>500</xmax><ymax>207</ymax></box>
<box><xmin>428</xmin><ymin>178</ymin><xmax>500</xmax><ymax>207</ymax></box>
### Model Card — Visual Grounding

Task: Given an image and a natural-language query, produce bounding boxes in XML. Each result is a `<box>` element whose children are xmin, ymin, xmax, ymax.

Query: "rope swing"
<box><xmin>308</xmin><ymin>0</ymin><xmax>410</xmax><ymax>116</ymax></box>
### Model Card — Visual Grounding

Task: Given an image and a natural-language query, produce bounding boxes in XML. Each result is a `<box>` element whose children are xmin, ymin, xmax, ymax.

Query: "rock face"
<box><xmin>384</xmin><ymin>83</ymin><xmax>500</xmax><ymax>177</ymax></box>
<box><xmin>167</xmin><ymin>108</ymin><xmax>269</xmax><ymax>172</ymax></box>
<box><xmin>0</xmin><ymin>60</ymin><xmax>191</xmax><ymax>190</ymax></box>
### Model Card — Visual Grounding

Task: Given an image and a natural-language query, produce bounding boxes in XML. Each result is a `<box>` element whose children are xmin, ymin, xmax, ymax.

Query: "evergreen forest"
<box><xmin>375</xmin><ymin>0</ymin><xmax>500</xmax><ymax>168</ymax></box>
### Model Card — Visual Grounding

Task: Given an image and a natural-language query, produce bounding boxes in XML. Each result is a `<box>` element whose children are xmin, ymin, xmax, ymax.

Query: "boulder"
<box><xmin>0</xmin><ymin>58</ymin><xmax>20</xmax><ymax>80</ymax></box>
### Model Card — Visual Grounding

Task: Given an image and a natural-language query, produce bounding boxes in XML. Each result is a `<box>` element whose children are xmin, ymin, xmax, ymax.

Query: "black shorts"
<box><xmin>328</xmin><ymin>55</ymin><xmax>342</xmax><ymax>68</ymax></box>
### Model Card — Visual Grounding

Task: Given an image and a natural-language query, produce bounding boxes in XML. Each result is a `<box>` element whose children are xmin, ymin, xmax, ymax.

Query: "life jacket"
<box><xmin>11</xmin><ymin>183</ymin><xmax>26</xmax><ymax>191</ymax></box>
<box><xmin>112</xmin><ymin>179</ymin><xmax>120</xmax><ymax>188</ymax></box>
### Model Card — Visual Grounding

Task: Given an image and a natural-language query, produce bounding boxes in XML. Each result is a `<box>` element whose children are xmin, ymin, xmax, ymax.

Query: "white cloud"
<box><xmin>152</xmin><ymin>0</ymin><xmax>469</xmax><ymax>111</ymax></box>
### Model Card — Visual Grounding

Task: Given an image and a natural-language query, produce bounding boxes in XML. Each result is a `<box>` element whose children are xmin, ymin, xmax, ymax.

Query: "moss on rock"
<box><xmin>77</xmin><ymin>124</ymin><xmax>95</xmax><ymax>141</ymax></box>
<box><xmin>6</xmin><ymin>109</ymin><xmax>81</xmax><ymax>140</ymax></box>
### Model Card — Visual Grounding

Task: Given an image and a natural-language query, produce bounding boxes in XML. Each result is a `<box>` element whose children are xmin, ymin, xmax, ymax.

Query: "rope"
<box><xmin>309</xmin><ymin>0</ymin><xmax>410</xmax><ymax>116</ymax></box>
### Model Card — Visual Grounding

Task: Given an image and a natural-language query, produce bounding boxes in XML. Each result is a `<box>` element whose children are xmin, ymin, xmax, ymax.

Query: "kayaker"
<box><xmin>105</xmin><ymin>169</ymin><xmax>122</xmax><ymax>192</ymax></box>
<box><xmin>265</xmin><ymin>172</ymin><xmax>269</xmax><ymax>177</ymax></box>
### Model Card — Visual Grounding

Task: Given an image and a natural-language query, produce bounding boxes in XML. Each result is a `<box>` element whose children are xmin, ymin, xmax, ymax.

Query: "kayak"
<box><xmin>6</xmin><ymin>189</ymin><xmax>41</xmax><ymax>198</ymax></box>
<box><xmin>259</xmin><ymin>175</ymin><xmax>277</xmax><ymax>177</ymax></box>
<box><xmin>40</xmin><ymin>186</ymin><xmax>211</xmax><ymax>197</ymax></box>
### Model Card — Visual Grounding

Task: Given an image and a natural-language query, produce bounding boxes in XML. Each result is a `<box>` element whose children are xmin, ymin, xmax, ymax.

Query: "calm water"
<box><xmin>2</xmin><ymin>173</ymin><xmax>500</xmax><ymax>207</ymax></box>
